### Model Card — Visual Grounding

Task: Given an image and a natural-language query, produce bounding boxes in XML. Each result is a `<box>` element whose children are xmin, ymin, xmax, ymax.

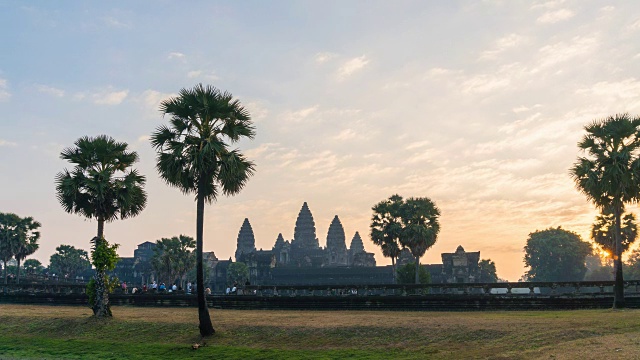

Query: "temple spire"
<box><xmin>326</xmin><ymin>215</ymin><xmax>347</xmax><ymax>251</ymax></box>
<box><xmin>235</xmin><ymin>218</ymin><xmax>256</xmax><ymax>261</ymax></box>
<box><xmin>293</xmin><ymin>202</ymin><xmax>319</xmax><ymax>249</ymax></box>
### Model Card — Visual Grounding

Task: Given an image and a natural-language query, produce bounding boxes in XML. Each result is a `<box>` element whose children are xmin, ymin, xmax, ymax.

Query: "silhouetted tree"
<box><xmin>151</xmin><ymin>84</ymin><xmax>255</xmax><ymax>336</ymax></box>
<box><xmin>524</xmin><ymin>227</ymin><xmax>591</xmax><ymax>282</ymax></box>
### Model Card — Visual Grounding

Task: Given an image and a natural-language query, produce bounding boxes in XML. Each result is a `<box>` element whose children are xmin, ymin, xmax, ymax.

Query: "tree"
<box><xmin>49</xmin><ymin>245</ymin><xmax>91</xmax><ymax>280</ymax></box>
<box><xmin>370</xmin><ymin>195</ymin><xmax>404</xmax><ymax>283</ymax></box>
<box><xmin>226</xmin><ymin>262</ymin><xmax>249</xmax><ymax>286</ymax></box>
<box><xmin>571</xmin><ymin>113</ymin><xmax>640</xmax><ymax>308</ymax></box>
<box><xmin>625</xmin><ymin>248</ymin><xmax>640</xmax><ymax>280</ymax></box>
<box><xmin>400</xmin><ymin>197</ymin><xmax>440</xmax><ymax>284</ymax></box>
<box><xmin>151</xmin><ymin>84</ymin><xmax>255</xmax><ymax>336</ymax></box>
<box><xmin>396</xmin><ymin>262</ymin><xmax>430</xmax><ymax>284</ymax></box>
<box><xmin>371</xmin><ymin>195</ymin><xmax>440</xmax><ymax>284</ymax></box>
<box><xmin>523</xmin><ymin>227</ymin><xmax>592</xmax><ymax>282</ymax></box>
<box><xmin>13</xmin><ymin>216</ymin><xmax>41</xmax><ymax>284</ymax></box>
<box><xmin>55</xmin><ymin>135</ymin><xmax>147</xmax><ymax>317</ymax></box>
<box><xmin>0</xmin><ymin>213</ymin><xmax>22</xmax><ymax>284</ymax></box>
<box><xmin>23</xmin><ymin>259</ymin><xmax>43</xmax><ymax>275</ymax></box>
<box><xmin>591</xmin><ymin>207</ymin><xmax>637</xmax><ymax>258</ymax></box>
<box><xmin>151</xmin><ymin>235</ymin><xmax>196</xmax><ymax>288</ymax></box>
<box><xmin>478</xmin><ymin>259</ymin><xmax>498</xmax><ymax>283</ymax></box>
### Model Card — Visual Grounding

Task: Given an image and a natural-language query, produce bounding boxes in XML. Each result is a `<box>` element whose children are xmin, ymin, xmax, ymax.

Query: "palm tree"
<box><xmin>14</xmin><ymin>216</ymin><xmax>41</xmax><ymax>284</ymax></box>
<box><xmin>400</xmin><ymin>197</ymin><xmax>440</xmax><ymax>284</ymax></box>
<box><xmin>371</xmin><ymin>195</ymin><xmax>404</xmax><ymax>283</ymax></box>
<box><xmin>571</xmin><ymin>113</ymin><xmax>640</xmax><ymax>308</ymax></box>
<box><xmin>0</xmin><ymin>213</ymin><xmax>21</xmax><ymax>285</ymax></box>
<box><xmin>151</xmin><ymin>84</ymin><xmax>255</xmax><ymax>337</ymax></box>
<box><xmin>591</xmin><ymin>207</ymin><xmax>637</xmax><ymax>261</ymax></box>
<box><xmin>55</xmin><ymin>135</ymin><xmax>147</xmax><ymax>316</ymax></box>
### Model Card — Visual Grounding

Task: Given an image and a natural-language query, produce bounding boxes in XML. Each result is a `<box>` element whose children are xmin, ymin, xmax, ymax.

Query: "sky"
<box><xmin>2</xmin><ymin>1</ymin><xmax>640</xmax><ymax>281</ymax></box>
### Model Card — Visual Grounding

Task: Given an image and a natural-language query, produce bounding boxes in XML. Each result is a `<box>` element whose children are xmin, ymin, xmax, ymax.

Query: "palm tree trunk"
<box><xmin>16</xmin><ymin>257</ymin><xmax>21</xmax><ymax>284</ymax></box>
<box><xmin>391</xmin><ymin>256</ymin><xmax>397</xmax><ymax>284</ymax></box>
<box><xmin>415</xmin><ymin>255</ymin><xmax>420</xmax><ymax>284</ymax></box>
<box><xmin>3</xmin><ymin>257</ymin><xmax>8</xmax><ymax>286</ymax></box>
<box><xmin>93</xmin><ymin>217</ymin><xmax>111</xmax><ymax>317</ymax></box>
<box><xmin>613</xmin><ymin>206</ymin><xmax>625</xmax><ymax>309</ymax></box>
<box><xmin>196</xmin><ymin>188</ymin><xmax>215</xmax><ymax>336</ymax></box>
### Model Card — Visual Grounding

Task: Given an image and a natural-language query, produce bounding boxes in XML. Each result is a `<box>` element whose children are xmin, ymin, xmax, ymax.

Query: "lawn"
<box><xmin>0</xmin><ymin>304</ymin><xmax>638</xmax><ymax>359</ymax></box>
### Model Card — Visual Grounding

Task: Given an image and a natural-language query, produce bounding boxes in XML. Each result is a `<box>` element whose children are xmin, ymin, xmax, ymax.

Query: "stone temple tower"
<box><xmin>325</xmin><ymin>215</ymin><xmax>348</xmax><ymax>266</ymax></box>
<box><xmin>235</xmin><ymin>218</ymin><xmax>256</xmax><ymax>261</ymax></box>
<box><xmin>292</xmin><ymin>202</ymin><xmax>319</xmax><ymax>250</ymax></box>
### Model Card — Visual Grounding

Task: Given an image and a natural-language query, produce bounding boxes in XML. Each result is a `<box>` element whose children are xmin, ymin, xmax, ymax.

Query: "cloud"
<box><xmin>36</xmin><ymin>84</ymin><xmax>65</xmax><ymax>97</ymax></box>
<box><xmin>0</xmin><ymin>78</ymin><xmax>11</xmax><ymax>101</ymax></box>
<box><xmin>537</xmin><ymin>9</ymin><xmax>575</xmax><ymax>23</ymax></box>
<box><xmin>629</xmin><ymin>19</ymin><xmax>640</xmax><ymax>31</ymax></box>
<box><xmin>137</xmin><ymin>135</ymin><xmax>150</xmax><ymax>143</ymax></box>
<box><xmin>186</xmin><ymin>70</ymin><xmax>219</xmax><ymax>81</ymax></box>
<box><xmin>480</xmin><ymin>34</ymin><xmax>526</xmax><ymax>60</ymax></box>
<box><xmin>315</xmin><ymin>52</ymin><xmax>337</xmax><ymax>64</ymax></box>
<box><xmin>168</xmin><ymin>52</ymin><xmax>186</xmax><ymax>60</ymax></box>
<box><xmin>537</xmin><ymin>36</ymin><xmax>598</xmax><ymax>69</ymax></box>
<box><xmin>333</xmin><ymin>128</ymin><xmax>357</xmax><ymax>141</ymax></box>
<box><xmin>103</xmin><ymin>16</ymin><xmax>131</xmax><ymax>29</ymax></box>
<box><xmin>405</xmin><ymin>140</ymin><xmax>431</xmax><ymax>150</ymax></box>
<box><xmin>530</xmin><ymin>0</ymin><xmax>566</xmax><ymax>10</ymax></box>
<box><xmin>0</xmin><ymin>139</ymin><xmax>17</xmax><ymax>147</ymax></box>
<box><xmin>281</xmin><ymin>105</ymin><xmax>319</xmax><ymax>122</ymax></box>
<box><xmin>337</xmin><ymin>56</ymin><xmax>369</xmax><ymax>79</ymax></box>
<box><xmin>92</xmin><ymin>89</ymin><xmax>129</xmax><ymax>105</ymax></box>
<box><xmin>138</xmin><ymin>89</ymin><xmax>175</xmax><ymax>117</ymax></box>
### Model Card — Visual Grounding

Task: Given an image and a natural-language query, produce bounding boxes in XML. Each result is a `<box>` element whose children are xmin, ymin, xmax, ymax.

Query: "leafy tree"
<box><xmin>396</xmin><ymin>262</ymin><xmax>430</xmax><ymax>284</ymax></box>
<box><xmin>13</xmin><ymin>216</ymin><xmax>41</xmax><ymax>284</ymax></box>
<box><xmin>371</xmin><ymin>195</ymin><xmax>440</xmax><ymax>284</ymax></box>
<box><xmin>624</xmin><ymin>248</ymin><xmax>640</xmax><ymax>280</ymax></box>
<box><xmin>400</xmin><ymin>197</ymin><xmax>440</xmax><ymax>284</ymax></box>
<box><xmin>571</xmin><ymin>113</ymin><xmax>640</xmax><ymax>308</ymax></box>
<box><xmin>151</xmin><ymin>84</ymin><xmax>255</xmax><ymax>336</ymax></box>
<box><xmin>478</xmin><ymin>259</ymin><xmax>498</xmax><ymax>283</ymax></box>
<box><xmin>370</xmin><ymin>195</ymin><xmax>404</xmax><ymax>283</ymax></box>
<box><xmin>151</xmin><ymin>235</ymin><xmax>196</xmax><ymax>288</ymax></box>
<box><xmin>23</xmin><ymin>259</ymin><xmax>43</xmax><ymax>275</ymax></box>
<box><xmin>0</xmin><ymin>213</ymin><xmax>40</xmax><ymax>284</ymax></box>
<box><xmin>0</xmin><ymin>213</ymin><xmax>22</xmax><ymax>284</ymax></box>
<box><xmin>49</xmin><ymin>245</ymin><xmax>91</xmax><ymax>280</ymax></box>
<box><xmin>226</xmin><ymin>262</ymin><xmax>249</xmax><ymax>286</ymax></box>
<box><xmin>523</xmin><ymin>227</ymin><xmax>592</xmax><ymax>282</ymax></box>
<box><xmin>56</xmin><ymin>135</ymin><xmax>147</xmax><ymax>317</ymax></box>
<box><xmin>591</xmin><ymin>207</ymin><xmax>637</xmax><ymax>258</ymax></box>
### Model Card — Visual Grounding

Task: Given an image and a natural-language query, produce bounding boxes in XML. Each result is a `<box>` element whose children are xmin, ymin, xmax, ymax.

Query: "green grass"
<box><xmin>0</xmin><ymin>305</ymin><xmax>639</xmax><ymax>359</ymax></box>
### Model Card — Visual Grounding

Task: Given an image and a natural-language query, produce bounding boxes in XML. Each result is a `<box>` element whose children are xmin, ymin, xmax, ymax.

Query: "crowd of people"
<box><xmin>120</xmin><ymin>280</ymin><xmax>212</xmax><ymax>295</ymax></box>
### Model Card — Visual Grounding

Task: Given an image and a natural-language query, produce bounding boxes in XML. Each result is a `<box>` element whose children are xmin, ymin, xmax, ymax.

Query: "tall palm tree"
<box><xmin>151</xmin><ymin>84</ymin><xmax>255</xmax><ymax>337</ymax></box>
<box><xmin>371</xmin><ymin>195</ymin><xmax>404</xmax><ymax>283</ymax></box>
<box><xmin>55</xmin><ymin>135</ymin><xmax>147</xmax><ymax>316</ymax></box>
<box><xmin>571</xmin><ymin>113</ymin><xmax>640</xmax><ymax>308</ymax></box>
<box><xmin>591</xmin><ymin>207</ymin><xmax>637</xmax><ymax>260</ymax></box>
<box><xmin>14</xmin><ymin>216</ymin><xmax>41</xmax><ymax>284</ymax></box>
<box><xmin>400</xmin><ymin>197</ymin><xmax>440</xmax><ymax>284</ymax></box>
<box><xmin>0</xmin><ymin>213</ymin><xmax>21</xmax><ymax>285</ymax></box>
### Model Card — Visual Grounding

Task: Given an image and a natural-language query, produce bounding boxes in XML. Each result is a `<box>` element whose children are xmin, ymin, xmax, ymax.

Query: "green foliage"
<box><xmin>55</xmin><ymin>135</ymin><xmax>147</xmax><ymax>226</ymax></box>
<box><xmin>90</xmin><ymin>237</ymin><xmax>119</xmax><ymax>272</ymax></box>
<box><xmin>226</xmin><ymin>262</ymin><xmax>249</xmax><ymax>285</ymax></box>
<box><xmin>478</xmin><ymin>259</ymin><xmax>498</xmax><ymax>283</ymax></box>
<box><xmin>23</xmin><ymin>259</ymin><xmax>43</xmax><ymax>275</ymax></box>
<box><xmin>591</xmin><ymin>208</ymin><xmax>637</xmax><ymax>257</ymax></box>
<box><xmin>396</xmin><ymin>262</ymin><xmax>431</xmax><ymax>284</ymax></box>
<box><xmin>625</xmin><ymin>248</ymin><xmax>640</xmax><ymax>280</ymax></box>
<box><xmin>151</xmin><ymin>235</ymin><xmax>195</xmax><ymax>286</ymax></box>
<box><xmin>523</xmin><ymin>227</ymin><xmax>592</xmax><ymax>282</ymax></box>
<box><xmin>371</xmin><ymin>195</ymin><xmax>404</xmax><ymax>266</ymax></box>
<box><xmin>49</xmin><ymin>244</ymin><xmax>91</xmax><ymax>279</ymax></box>
<box><xmin>0</xmin><ymin>213</ymin><xmax>41</xmax><ymax>283</ymax></box>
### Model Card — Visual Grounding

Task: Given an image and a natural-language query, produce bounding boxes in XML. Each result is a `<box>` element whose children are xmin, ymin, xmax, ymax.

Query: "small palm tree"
<box><xmin>13</xmin><ymin>216</ymin><xmax>41</xmax><ymax>284</ymax></box>
<box><xmin>400</xmin><ymin>197</ymin><xmax>440</xmax><ymax>284</ymax></box>
<box><xmin>151</xmin><ymin>84</ymin><xmax>255</xmax><ymax>337</ymax></box>
<box><xmin>571</xmin><ymin>113</ymin><xmax>640</xmax><ymax>308</ymax></box>
<box><xmin>55</xmin><ymin>135</ymin><xmax>147</xmax><ymax>316</ymax></box>
<box><xmin>371</xmin><ymin>195</ymin><xmax>404</xmax><ymax>283</ymax></box>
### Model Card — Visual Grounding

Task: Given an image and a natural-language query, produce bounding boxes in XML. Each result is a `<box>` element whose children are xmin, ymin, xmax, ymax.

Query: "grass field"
<box><xmin>0</xmin><ymin>304</ymin><xmax>638</xmax><ymax>359</ymax></box>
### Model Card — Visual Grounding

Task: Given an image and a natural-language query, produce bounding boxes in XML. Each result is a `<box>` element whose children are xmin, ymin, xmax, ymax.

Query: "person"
<box><xmin>205</xmin><ymin>287</ymin><xmax>211</xmax><ymax>295</ymax></box>
<box><xmin>142</xmin><ymin>284</ymin><xmax>147</xmax><ymax>292</ymax></box>
<box><xmin>122</xmin><ymin>281</ymin><xmax>127</xmax><ymax>294</ymax></box>
<box><xmin>187</xmin><ymin>282</ymin><xmax>192</xmax><ymax>295</ymax></box>
<box><xmin>226</xmin><ymin>287</ymin><xmax>231</xmax><ymax>295</ymax></box>
<box><xmin>172</xmin><ymin>284</ymin><xmax>177</xmax><ymax>292</ymax></box>
<box><xmin>151</xmin><ymin>281</ymin><xmax>157</xmax><ymax>292</ymax></box>
<box><xmin>231</xmin><ymin>282</ymin><xmax>237</xmax><ymax>294</ymax></box>
<box><xmin>159</xmin><ymin>282</ymin><xmax>166</xmax><ymax>292</ymax></box>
